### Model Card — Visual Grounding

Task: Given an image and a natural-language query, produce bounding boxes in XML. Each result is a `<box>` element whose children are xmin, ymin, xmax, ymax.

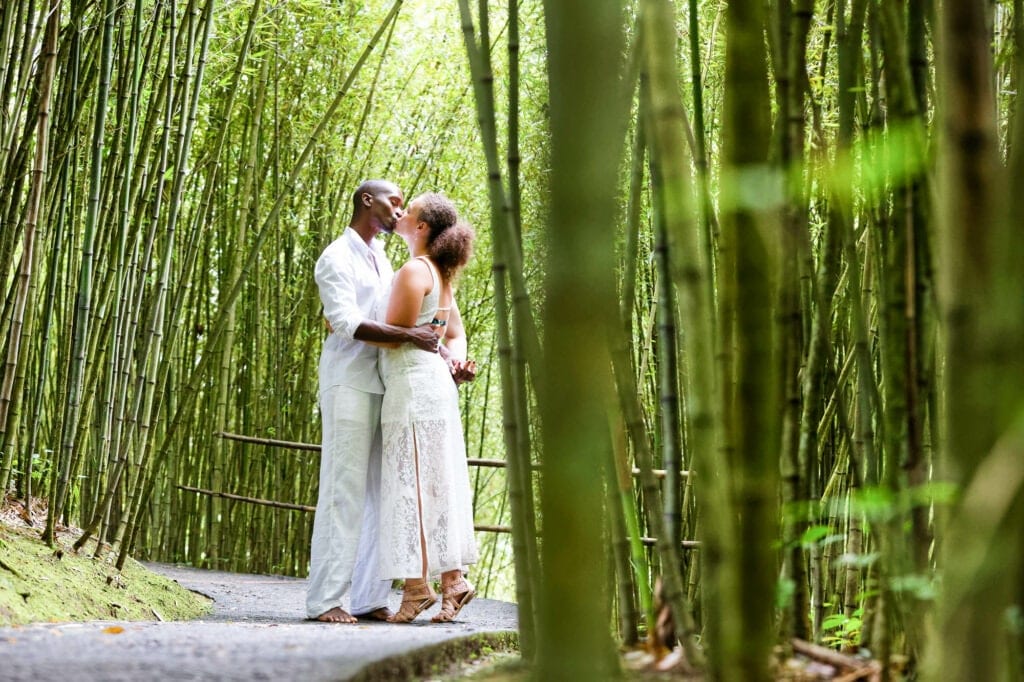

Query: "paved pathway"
<box><xmin>0</xmin><ymin>564</ymin><xmax>517</xmax><ymax>681</ymax></box>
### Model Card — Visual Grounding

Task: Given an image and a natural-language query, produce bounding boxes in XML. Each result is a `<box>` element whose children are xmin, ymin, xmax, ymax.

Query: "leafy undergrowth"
<box><xmin>0</xmin><ymin>500</ymin><xmax>211</xmax><ymax>626</ymax></box>
<box><xmin>435</xmin><ymin>642</ymin><xmax>890</xmax><ymax>681</ymax></box>
<box><xmin>432</xmin><ymin>647</ymin><xmax>702</xmax><ymax>681</ymax></box>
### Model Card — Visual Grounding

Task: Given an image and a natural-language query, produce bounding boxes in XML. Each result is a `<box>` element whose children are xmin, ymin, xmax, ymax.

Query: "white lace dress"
<box><xmin>376</xmin><ymin>257</ymin><xmax>479</xmax><ymax>579</ymax></box>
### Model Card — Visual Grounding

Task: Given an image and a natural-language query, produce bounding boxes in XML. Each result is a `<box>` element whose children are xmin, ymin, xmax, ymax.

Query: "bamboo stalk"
<box><xmin>640</xmin><ymin>0</ymin><xmax>725</xmax><ymax>672</ymax></box>
<box><xmin>0</xmin><ymin>0</ymin><xmax>59</xmax><ymax>498</ymax></box>
<box><xmin>927</xmin><ymin>0</ymin><xmax>1022</xmax><ymax>677</ymax></box>
<box><xmin>653</xmin><ymin>199</ymin><xmax>683</xmax><ymax>552</ymax></box>
<box><xmin>46</xmin><ymin>0</ymin><xmax>120</xmax><ymax>543</ymax></box>
<box><xmin>721</xmin><ymin>0</ymin><xmax>780</xmax><ymax>676</ymax></box>
<box><xmin>458</xmin><ymin>0</ymin><xmax>539</xmax><ymax>658</ymax></box>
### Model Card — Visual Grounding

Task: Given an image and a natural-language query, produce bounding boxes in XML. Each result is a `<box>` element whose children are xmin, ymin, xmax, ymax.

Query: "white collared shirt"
<box><xmin>315</xmin><ymin>227</ymin><xmax>394</xmax><ymax>395</ymax></box>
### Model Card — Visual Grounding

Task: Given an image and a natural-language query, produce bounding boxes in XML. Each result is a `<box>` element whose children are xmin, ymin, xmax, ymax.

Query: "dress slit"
<box><xmin>411</xmin><ymin>423</ymin><xmax>428</xmax><ymax>579</ymax></box>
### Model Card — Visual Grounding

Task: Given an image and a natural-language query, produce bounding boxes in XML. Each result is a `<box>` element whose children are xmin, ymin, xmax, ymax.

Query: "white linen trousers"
<box><xmin>305</xmin><ymin>385</ymin><xmax>391</xmax><ymax>618</ymax></box>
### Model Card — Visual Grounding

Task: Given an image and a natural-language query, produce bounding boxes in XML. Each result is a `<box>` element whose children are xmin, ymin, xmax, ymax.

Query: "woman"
<box><xmin>374</xmin><ymin>192</ymin><xmax>479</xmax><ymax>623</ymax></box>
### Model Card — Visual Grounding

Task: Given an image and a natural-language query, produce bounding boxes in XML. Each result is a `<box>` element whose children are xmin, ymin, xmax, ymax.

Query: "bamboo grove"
<box><xmin>2</xmin><ymin>1</ymin><xmax>1023</xmax><ymax>680</ymax></box>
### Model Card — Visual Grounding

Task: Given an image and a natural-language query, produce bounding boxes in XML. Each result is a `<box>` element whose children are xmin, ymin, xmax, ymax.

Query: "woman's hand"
<box><xmin>449</xmin><ymin>359</ymin><xmax>477</xmax><ymax>385</ymax></box>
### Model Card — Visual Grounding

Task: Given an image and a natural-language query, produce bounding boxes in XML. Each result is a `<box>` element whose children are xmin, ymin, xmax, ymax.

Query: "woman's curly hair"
<box><xmin>415</xmin><ymin>193</ymin><xmax>475</xmax><ymax>281</ymax></box>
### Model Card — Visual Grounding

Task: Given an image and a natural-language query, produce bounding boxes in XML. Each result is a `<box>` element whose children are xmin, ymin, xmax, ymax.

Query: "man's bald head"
<box><xmin>349</xmin><ymin>180</ymin><xmax>405</xmax><ymax>238</ymax></box>
<box><xmin>352</xmin><ymin>180</ymin><xmax>402</xmax><ymax>215</ymax></box>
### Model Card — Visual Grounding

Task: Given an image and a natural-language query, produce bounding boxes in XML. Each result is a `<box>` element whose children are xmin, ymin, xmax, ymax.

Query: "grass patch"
<box><xmin>0</xmin><ymin>520</ymin><xmax>211</xmax><ymax>626</ymax></box>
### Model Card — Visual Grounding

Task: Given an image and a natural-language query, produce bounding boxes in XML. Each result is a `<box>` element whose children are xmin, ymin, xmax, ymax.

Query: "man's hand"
<box><xmin>407</xmin><ymin>324</ymin><xmax>441</xmax><ymax>352</ymax></box>
<box><xmin>352</xmin><ymin>320</ymin><xmax>439</xmax><ymax>350</ymax></box>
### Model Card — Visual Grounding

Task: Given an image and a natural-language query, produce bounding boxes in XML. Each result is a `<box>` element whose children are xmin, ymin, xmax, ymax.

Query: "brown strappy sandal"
<box><xmin>431</xmin><ymin>576</ymin><xmax>475</xmax><ymax>623</ymax></box>
<box><xmin>387</xmin><ymin>580</ymin><xmax>437</xmax><ymax>623</ymax></box>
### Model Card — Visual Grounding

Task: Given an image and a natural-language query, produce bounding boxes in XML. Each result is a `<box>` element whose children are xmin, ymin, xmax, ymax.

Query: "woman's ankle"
<box><xmin>440</xmin><ymin>570</ymin><xmax>463</xmax><ymax>589</ymax></box>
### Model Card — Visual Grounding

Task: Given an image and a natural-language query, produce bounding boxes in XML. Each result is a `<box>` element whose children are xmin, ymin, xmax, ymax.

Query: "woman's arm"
<box><xmin>443</xmin><ymin>298</ymin><xmax>467</xmax><ymax>360</ymax></box>
<box><xmin>442</xmin><ymin>299</ymin><xmax>476</xmax><ymax>384</ymax></box>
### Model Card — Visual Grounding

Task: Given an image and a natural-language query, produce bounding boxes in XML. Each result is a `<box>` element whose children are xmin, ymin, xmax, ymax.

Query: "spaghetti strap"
<box><xmin>414</xmin><ymin>256</ymin><xmax>449</xmax><ymax>327</ymax></box>
<box><xmin>415</xmin><ymin>255</ymin><xmax>438</xmax><ymax>294</ymax></box>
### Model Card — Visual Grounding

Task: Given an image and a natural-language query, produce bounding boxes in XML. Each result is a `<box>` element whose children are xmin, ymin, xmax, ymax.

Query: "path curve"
<box><xmin>0</xmin><ymin>563</ymin><xmax>518</xmax><ymax>681</ymax></box>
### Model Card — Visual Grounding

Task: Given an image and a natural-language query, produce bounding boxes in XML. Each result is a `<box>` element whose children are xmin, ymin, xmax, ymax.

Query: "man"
<box><xmin>306</xmin><ymin>179</ymin><xmax>439</xmax><ymax>623</ymax></box>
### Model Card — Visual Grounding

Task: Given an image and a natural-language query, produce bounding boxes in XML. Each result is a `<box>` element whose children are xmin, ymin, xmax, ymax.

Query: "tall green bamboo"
<box><xmin>834</xmin><ymin>0</ymin><xmax>876</xmax><ymax>644</ymax></box>
<box><xmin>111</xmin><ymin>0</ymin><xmax>199</xmax><ymax>563</ymax></box>
<box><xmin>653</xmin><ymin>183</ymin><xmax>683</xmax><ymax>552</ymax></box>
<box><xmin>0</xmin><ymin>0</ymin><xmax>59</xmax><ymax>500</ymax></box>
<box><xmin>903</xmin><ymin>0</ymin><xmax>935</xmax><ymax>587</ymax></box>
<box><xmin>72</xmin><ymin>0</ymin><xmax>166</xmax><ymax>553</ymax></box>
<box><xmin>641</xmin><ymin>0</ymin><xmax>731</xmax><ymax>674</ymax></box>
<box><xmin>771</xmin><ymin>0</ymin><xmax>813</xmax><ymax>642</ymax></box>
<box><xmin>686</xmin><ymin>0</ymin><xmax>717</xmax><ymax>299</ymax></box>
<box><xmin>207</xmin><ymin>31</ymin><xmax>267</xmax><ymax>567</ymax></box>
<box><xmin>507</xmin><ymin>0</ymin><xmax>522</xmax><ymax>244</ymax></box>
<box><xmin>537</xmin><ymin>0</ymin><xmax>628</xmax><ymax>677</ymax></box>
<box><xmin>722</xmin><ymin>0</ymin><xmax>780</xmax><ymax>677</ymax></box>
<box><xmin>926</xmin><ymin>0</ymin><xmax>1024</xmax><ymax>678</ymax></box>
<box><xmin>46</xmin><ymin>0</ymin><xmax>117</xmax><ymax>542</ymax></box>
<box><xmin>457</xmin><ymin>0</ymin><xmax>540</xmax><ymax>659</ymax></box>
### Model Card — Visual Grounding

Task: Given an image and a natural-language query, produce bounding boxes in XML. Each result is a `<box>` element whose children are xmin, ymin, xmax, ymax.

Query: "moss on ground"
<box><xmin>351</xmin><ymin>632</ymin><xmax>521</xmax><ymax>682</ymax></box>
<box><xmin>0</xmin><ymin>521</ymin><xmax>211</xmax><ymax>626</ymax></box>
<box><xmin>436</xmin><ymin>650</ymin><xmax>526</xmax><ymax>680</ymax></box>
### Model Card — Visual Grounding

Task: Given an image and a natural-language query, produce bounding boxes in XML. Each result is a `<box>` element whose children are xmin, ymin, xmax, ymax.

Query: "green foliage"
<box><xmin>848</xmin><ymin>483</ymin><xmax>958</xmax><ymax>523</ymax></box>
<box><xmin>796</xmin><ymin>524</ymin><xmax>845</xmax><ymax>550</ymax></box>
<box><xmin>821</xmin><ymin>607</ymin><xmax>863</xmax><ymax>649</ymax></box>
<box><xmin>889</xmin><ymin>574</ymin><xmax>935</xmax><ymax>602</ymax></box>
<box><xmin>776</xmin><ymin>577</ymin><xmax>796</xmax><ymax>612</ymax></box>
<box><xmin>1005</xmin><ymin>605</ymin><xmax>1024</xmax><ymax>637</ymax></box>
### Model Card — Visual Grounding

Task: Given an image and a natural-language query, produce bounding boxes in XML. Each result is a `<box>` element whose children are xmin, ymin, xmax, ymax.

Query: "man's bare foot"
<box><xmin>316</xmin><ymin>606</ymin><xmax>357</xmax><ymax>624</ymax></box>
<box><xmin>356</xmin><ymin>607</ymin><xmax>394</xmax><ymax>621</ymax></box>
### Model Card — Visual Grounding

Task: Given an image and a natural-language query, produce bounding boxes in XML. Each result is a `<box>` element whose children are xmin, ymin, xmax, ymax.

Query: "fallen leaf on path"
<box><xmin>102</xmin><ymin>626</ymin><xmax>125</xmax><ymax>635</ymax></box>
